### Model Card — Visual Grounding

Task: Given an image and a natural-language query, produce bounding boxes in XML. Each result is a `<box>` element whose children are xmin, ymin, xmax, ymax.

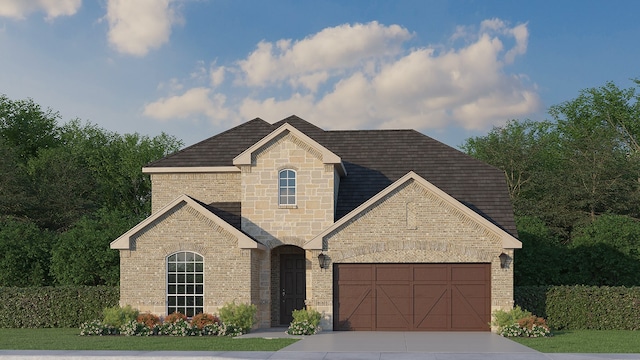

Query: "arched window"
<box><xmin>167</xmin><ymin>251</ymin><xmax>203</xmax><ymax>317</ymax></box>
<box><xmin>278</xmin><ymin>169</ymin><xmax>296</xmax><ymax>205</ymax></box>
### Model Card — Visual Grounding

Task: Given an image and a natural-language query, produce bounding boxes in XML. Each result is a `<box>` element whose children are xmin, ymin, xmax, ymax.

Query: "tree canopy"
<box><xmin>463</xmin><ymin>79</ymin><xmax>640</xmax><ymax>285</ymax></box>
<box><xmin>0</xmin><ymin>95</ymin><xmax>183</xmax><ymax>286</ymax></box>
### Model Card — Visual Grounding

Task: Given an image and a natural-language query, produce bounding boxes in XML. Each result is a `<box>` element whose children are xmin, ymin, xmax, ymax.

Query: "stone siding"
<box><xmin>150</xmin><ymin>172</ymin><xmax>241</xmax><ymax>213</ymax></box>
<box><xmin>240</xmin><ymin>133</ymin><xmax>335</xmax><ymax>248</ymax></box>
<box><xmin>305</xmin><ymin>179</ymin><xmax>515</xmax><ymax>330</ymax></box>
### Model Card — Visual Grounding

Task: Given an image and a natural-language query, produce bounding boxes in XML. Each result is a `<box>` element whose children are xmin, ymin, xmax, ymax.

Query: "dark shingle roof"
<box><xmin>148</xmin><ymin>115</ymin><xmax>517</xmax><ymax>237</ymax></box>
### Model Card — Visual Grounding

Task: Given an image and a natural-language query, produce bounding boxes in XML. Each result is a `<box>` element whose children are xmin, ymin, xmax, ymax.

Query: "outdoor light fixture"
<box><xmin>318</xmin><ymin>252</ymin><xmax>328</xmax><ymax>269</ymax></box>
<box><xmin>499</xmin><ymin>252</ymin><xmax>509</xmax><ymax>269</ymax></box>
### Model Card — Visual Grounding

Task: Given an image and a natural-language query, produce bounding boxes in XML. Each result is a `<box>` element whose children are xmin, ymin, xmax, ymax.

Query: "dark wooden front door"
<box><xmin>334</xmin><ymin>263</ymin><xmax>490</xmax><ymax>331</ymax></box>
<box><xmin>280</xmin><ymin>254</ymin><xmax>306</xmax><ymax>325</ymax></box>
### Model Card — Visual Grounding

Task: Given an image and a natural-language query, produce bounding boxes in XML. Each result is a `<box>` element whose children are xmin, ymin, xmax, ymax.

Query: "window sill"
<box><xmin>278</xmin><ymin>205</ymin><xmax>298</xmax><ymax>209</ymax></box>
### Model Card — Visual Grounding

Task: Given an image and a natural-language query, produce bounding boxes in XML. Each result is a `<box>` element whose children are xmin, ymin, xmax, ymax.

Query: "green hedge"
<box><xmin>0</xmin><ymin>286</ymin><xmax>118</xmax><ymax>328</ymax></box>
<box><xmin>515</xmin><ymin>285</ymin><xmax>640</xmax><ymax>330</ymax></box>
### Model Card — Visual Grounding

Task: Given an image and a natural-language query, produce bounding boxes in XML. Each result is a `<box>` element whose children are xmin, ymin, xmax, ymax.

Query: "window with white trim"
<box><xmin>167</xmin><ymin>251</ymin><xmax>203</xmax><ymax>317</ymax></box>
<box><xmin>278</xmin><ymin>169</ymin><xmax>296</xmax><ymax>205</ymax></box>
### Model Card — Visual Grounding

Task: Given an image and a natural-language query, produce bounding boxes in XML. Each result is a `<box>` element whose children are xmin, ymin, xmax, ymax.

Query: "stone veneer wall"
<box><xmin>240</xmin><ymin>133</ymin><xmax>335</xmax><ymax>248</ymax></box>
<box><xmin>150</xmin><ymin>172</ymin><xmax>241</xmax><ymax>213</ymax></box>
<box><xmin>305</xmin><ymin>179</ymin><xmax>515</xmax><ymax>331</ymax></box>
<box><xmin>119</xmin><ymin>202</ymin><xmax>255</xmax><ymax>317</ymax></box>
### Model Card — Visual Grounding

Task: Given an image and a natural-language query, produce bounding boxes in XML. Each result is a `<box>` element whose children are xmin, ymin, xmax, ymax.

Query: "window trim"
<box><xmin>166</xmin><ymin>251</ymin><xmax>204</xmax><ymax>317</ymax></box>
<box><xmin>278</xmin><ymin>169</ymin><xmax>297</xmax><ymax>207</ymax></box>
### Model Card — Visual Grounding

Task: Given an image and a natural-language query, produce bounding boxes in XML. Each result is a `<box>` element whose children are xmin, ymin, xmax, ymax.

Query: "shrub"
<box><xmin>159</xmin><ymin>319</ymin><xmax>197</xmax><ymax>336</ymax></box>
<box><xmin>164</xmin><ymin>311</ymin><xmax>187</xmax><ymax>324</ymax></box>
<box><xmin>491</xmin><ymin>306</ymin><xmax>532</xmax><ymax>330</ymax></box>
<box><xmin>191</xmin><ymin>313</ymin><xmax>219</xmax><ymax>329</ymax></box>
<box><xmin>102</xmin><ymin>305</ymin><xmax>139</xmax><ymax>328</ymax></box>
<box><xmin>218</xmin><ymin>301</ymin><xmax>257</xmax><ymax>334</ymax></box>
<box><xmin>120</xmin><ymin>319</ymin><xmax>153</xmax><ymax>336</ymax></box>
<box><xmin>492</xmin><ymin>306</ymin><xmax>551</xmax><ymax>338</ymax></box>
<box><xmin>79</xmin><ymin>320</ymin><xmax>117</xmax><ymax>336</ymax></box>
<box><xmin>287</xmin><ymin>308</ymin><xmax>322</xmax><ymax>335</ymax></box>
<box><xmin>136</xmin><ymin>313</ymin><xmax>161</xmax><ymax>329</ymax></box>
<box><xmin>0</xmin><ymin>286</ymin><xmax>118</xmax><ymax>328</ymax></box>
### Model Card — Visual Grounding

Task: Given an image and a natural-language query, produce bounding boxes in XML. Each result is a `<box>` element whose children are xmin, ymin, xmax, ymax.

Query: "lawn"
<box><xmin>0</xmin><ymin>328</ymin><xmax>298</xmax><ymax>351</ymax></box>
<box><xmin>510</xmin><ymin>330</ymin><xmax>640</xmax><ymax>353</ymax></box>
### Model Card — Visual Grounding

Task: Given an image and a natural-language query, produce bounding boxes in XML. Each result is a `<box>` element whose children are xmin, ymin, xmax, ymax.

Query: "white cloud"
<box><xmin>105</xmin><ymin>0</ymin><xmax>181</xmax><ymax>56</ymax></box>
<box><xmin>145</xmin><ymin>19</ymin><xmax>540</xmax><ymax>133</ymax></box>
<box><xmin>0</xmin><ymin>0</ymin><xmax>81</xmax><ymax>21</ymax></box>
<box><xmin>237</xmin><ymin>21</ymin><xmax>413</xmax><ymax>90</ymax></box>
<box><xmin>143</xmin><ymin>87</ymin><xmax>229</xmax><ymax>122</ymax></box>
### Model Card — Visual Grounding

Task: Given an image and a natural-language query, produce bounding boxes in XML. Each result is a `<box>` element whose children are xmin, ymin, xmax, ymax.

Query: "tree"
<box><xmin>50</xmin><ymin>208</ymin><xmax>137</xmax><ymax>286</ymax></box>
<box><xmin>0</xmin><ymin>218</ymin><xmax>53</xmax><ymax>286</ymax></box>
<box><xmin>0</xmin><ymin>95</ymin><xmax>61</xmax><ymax>162</ymax></box>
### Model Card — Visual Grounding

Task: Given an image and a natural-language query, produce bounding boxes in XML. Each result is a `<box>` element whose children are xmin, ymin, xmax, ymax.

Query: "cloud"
<box><xmin>143</xmin><ymin>87</ymin><xmax>229</xmax><ymax>122</ymax></box>
<box><xmin>237</xmin><ymin>21</ymin><xmax>413</xmax><ymax>90</ymax></box>
<box><xmin>105</xmin><ymin>0</ymin><xmax>181</xmax><ymax>56</ymax></box>
<box><xmin>0</xmin><ymin>0</ymin><xmax>82</xmax><ymax>21</ymax></box>
<box><xmin>145</xmin><ymin>19</ymin><xmax>540</xmax><ymax>133</ymax></box>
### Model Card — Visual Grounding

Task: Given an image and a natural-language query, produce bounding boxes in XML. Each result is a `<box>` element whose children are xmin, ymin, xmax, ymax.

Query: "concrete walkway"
<box><xmin>1</xmin><ymin>330</ymin><xmax>639</xmax><ymax>360</ymax></box>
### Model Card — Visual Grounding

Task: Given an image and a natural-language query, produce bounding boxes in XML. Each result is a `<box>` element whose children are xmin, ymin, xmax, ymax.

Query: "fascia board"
<box><xmin>233</xmin><ymin>123</ymin><xmax>347</xmax><ymax>176</ymax></box>
<box><xmin>110</xmin><ymin>194</ymin><xmax>265</xmax><ymax>251</ymax></box>
<box><xmin>142</xmin><ymin>166</ymin><xmax>240</xmax><ymax>174</ymax></box>
<box><xmin>304</xmin><ymin>171</ymin><xmax>521</xmax><ymax>250</ymax></box>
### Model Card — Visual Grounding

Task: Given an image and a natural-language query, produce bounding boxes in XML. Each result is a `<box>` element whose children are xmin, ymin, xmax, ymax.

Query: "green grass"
<box><xmin>0</xmin><ymin>328</ymin><xmax>298</xmax><ymax>351</ymax></box>
<box><xmin>510</xmin><ymin>330</ymin><xmax>640</xmax><ymax>353</ymax></box>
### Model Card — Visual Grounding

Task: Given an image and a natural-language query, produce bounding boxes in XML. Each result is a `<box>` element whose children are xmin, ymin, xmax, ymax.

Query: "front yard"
<box><xmin>511</xmin><ymin>330</ymin><xmax>640</xmax><ymax>353</ymax></box>
<box><xmin>0</xmin><ymin>328</ymin><xmax>298</xmax><ymax>351</ymax></box>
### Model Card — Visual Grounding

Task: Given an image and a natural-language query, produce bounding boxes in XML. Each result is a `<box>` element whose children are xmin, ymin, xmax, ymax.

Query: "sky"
<box><xmin>0</xmin><ymin>0</ymin><xmax>638</xmax><ymax>149</ymax></box>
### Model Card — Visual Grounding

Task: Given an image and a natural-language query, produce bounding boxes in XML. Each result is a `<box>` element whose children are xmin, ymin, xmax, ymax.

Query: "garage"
<box><xmin>333</xmin><ymin>263</ymin><xmax>491</xmax><ymax>331</ymax></box>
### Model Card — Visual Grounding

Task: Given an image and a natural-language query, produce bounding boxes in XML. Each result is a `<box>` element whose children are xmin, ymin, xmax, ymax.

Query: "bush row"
<box><xmin>515</xmin><ymin>285</ymin><xmax>640</xmax><ymax>330</ymax></box>
<box><xmin>0</xmin><ymin>286</ymin><xmax>118</xmax><ymax>328</ymax></box>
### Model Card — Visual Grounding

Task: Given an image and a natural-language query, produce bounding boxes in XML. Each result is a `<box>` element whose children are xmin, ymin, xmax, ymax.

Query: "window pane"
<box><xmin>186</xmin><ymin>308</ymin><xmax>195</xmax><ymax>317</ymax></box>
<box><xmin>195</xmin><ymin>274</ymin><xmax>203</xmax><ymax>283</ymax></box>
<box><xmin>196</xmin><ymin>297</ymin><xmax>203</xmax><ymax>306</ymax></box>
<box><xmin>177</xmin><ymin>297</ymin><xmax>185</xmax><ymax>306</ymax></box>
<box><xmin>168</xmin><ymin>263</ymin><xmax>176</xmax><ymax>272</ymax></box>
<box><xmin>187</xmin><ymin>285</ymin><xmax>194</xmax><ymax>294</ymax></box>
<box><xmin>168</xmin><ymin>297</ymin><xmax>176</xmax><ymax>306</ymax></box>
<box><xmin>168</xmin><ymin>254</ymin><xmax>176</xmax><ymax>261</ymax></box>
<box><xmin>176</xmin><ymin>263</ymin><xmax>185</xmax><ymax>272</ymax></box>
<box><xmin>186</xmin><ymin>297</ymin><xmax>194</xmax><ymax>306</ymax></box>
<box><xmin>185</xmin><ymin>252</ymin><xmax>194</xmax><ymax>262</ymax></box>
<box><xmin>186</xmin><ymin>263</ymin><xmax>194</xmax><ymax>272</ymax></box>
<box><xmin>177</xmin><ymin>274</ymin><xmax>185</xmax><ymax>283</ymax></box>
<box><xmin>177</xmin><ymin>285</ymin><xmax>185</xmax><ymax>294</ymax></box>
<box><xmin>168</xmin><ymin>274</ymin><xmax>176</xmax><ymax>283</ymax></box>
<box><xmin>177</xmin><ymin>252</ymin><xmax>185</xmax><ymax>262</ymax></box>
<box><xmin>186</xmin><ymin>274</ymin><xmax>194</xmax><ymax>283</ymax></box>
<box><xmin>168</xmin><ymin>285</ymin><xmax>176</xmax><ymax>294</ymax></box>
<box><xmin>195</xmin><ymin>263</ymin><xmax>203</xmax><ymax>272</ymax></box>
<box><xmin>196</xmin><ymin>285</ymin><xmax>203</xmax><ymax>294</ymax></box>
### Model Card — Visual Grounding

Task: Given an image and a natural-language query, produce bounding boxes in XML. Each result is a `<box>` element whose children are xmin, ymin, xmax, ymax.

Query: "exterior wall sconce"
<box><xmin>499</xmin><ymin>252</ymin><xmax>509</xmax><ymax>269</ymax></box>
<box><xmin>318</xmin><ymin>252</ymin><xmax>329</xmax><ymax>269</ymax></box>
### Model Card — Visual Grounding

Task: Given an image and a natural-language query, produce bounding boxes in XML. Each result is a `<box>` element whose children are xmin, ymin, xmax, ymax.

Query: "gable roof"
<box><xmin>110</xmin><ymin>194</ymin><xmax>266</xmax><ymax>250</ymax></box>
<box><xmin>233</xmin><ymin>122</ymin><xmax>347</xmax><ymax>176</ymax></box>
<box><xmin>304</xmin><ymin>171</ymin><xmax>521</xmax><ymax>250</ymax></box>
<box><xmin>146</xmin><ymin>115</ymin><xmax>517</xmax><ymax>237</ymax></box>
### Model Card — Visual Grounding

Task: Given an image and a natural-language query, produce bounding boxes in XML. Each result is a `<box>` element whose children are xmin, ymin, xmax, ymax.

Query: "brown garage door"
<box><xmin>334</xmin><ymin>263</ymin><xmax>490</xmax><ymax>331</ymax></box>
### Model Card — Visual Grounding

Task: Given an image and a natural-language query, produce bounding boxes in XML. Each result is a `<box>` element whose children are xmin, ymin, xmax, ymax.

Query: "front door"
<box><xmin>280</xmin><ymin>254</ymin><xmax>306</xmax><ymax>325</ymax></box>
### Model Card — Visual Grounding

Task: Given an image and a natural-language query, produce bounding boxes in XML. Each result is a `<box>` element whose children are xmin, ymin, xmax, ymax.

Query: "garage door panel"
<box><xmin>334</xmin><ymin>264</ymin><xmax>490</xmax><ymax>331</ymax></box>
<box><xmin>376</xmin><ymin>266</ymin><xmax>411</xmax><ymax>281</ymax></box>
<box><xmin>413</xmin><ymin>265</ymin><xmax>448</xmax><ymax>281</ymax></box>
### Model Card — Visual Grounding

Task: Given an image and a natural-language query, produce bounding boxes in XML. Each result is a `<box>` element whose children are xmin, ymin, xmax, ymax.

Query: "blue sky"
<box><xmin>1</xmin><ymin>0</ymin><xmax>638</xmax><ymax>149</ymax></box>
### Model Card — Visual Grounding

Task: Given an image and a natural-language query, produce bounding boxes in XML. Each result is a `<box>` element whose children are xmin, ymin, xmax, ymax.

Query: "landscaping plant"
<box><xmin>492</xmin><ymin>306</ymin><xmax>551</xmax><ymax>338</ymax></box>
<box><xmin>287</xmin><ymin>307</ymin><xmax>321</xmax><ymax>335</ymax></box>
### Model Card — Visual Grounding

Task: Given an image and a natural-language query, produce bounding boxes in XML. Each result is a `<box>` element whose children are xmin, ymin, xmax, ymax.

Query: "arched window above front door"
<box><xmin>167</xmin><ymin>251</ymin><xmax>203</xmax><ymax>317</ymax></box>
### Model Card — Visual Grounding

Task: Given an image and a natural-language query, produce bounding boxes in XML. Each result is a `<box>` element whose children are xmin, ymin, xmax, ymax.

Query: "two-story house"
<box><xmin>110</xmin><ymin>116</ymin><xmax>521</xmax><ymax>331</ymax></box>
